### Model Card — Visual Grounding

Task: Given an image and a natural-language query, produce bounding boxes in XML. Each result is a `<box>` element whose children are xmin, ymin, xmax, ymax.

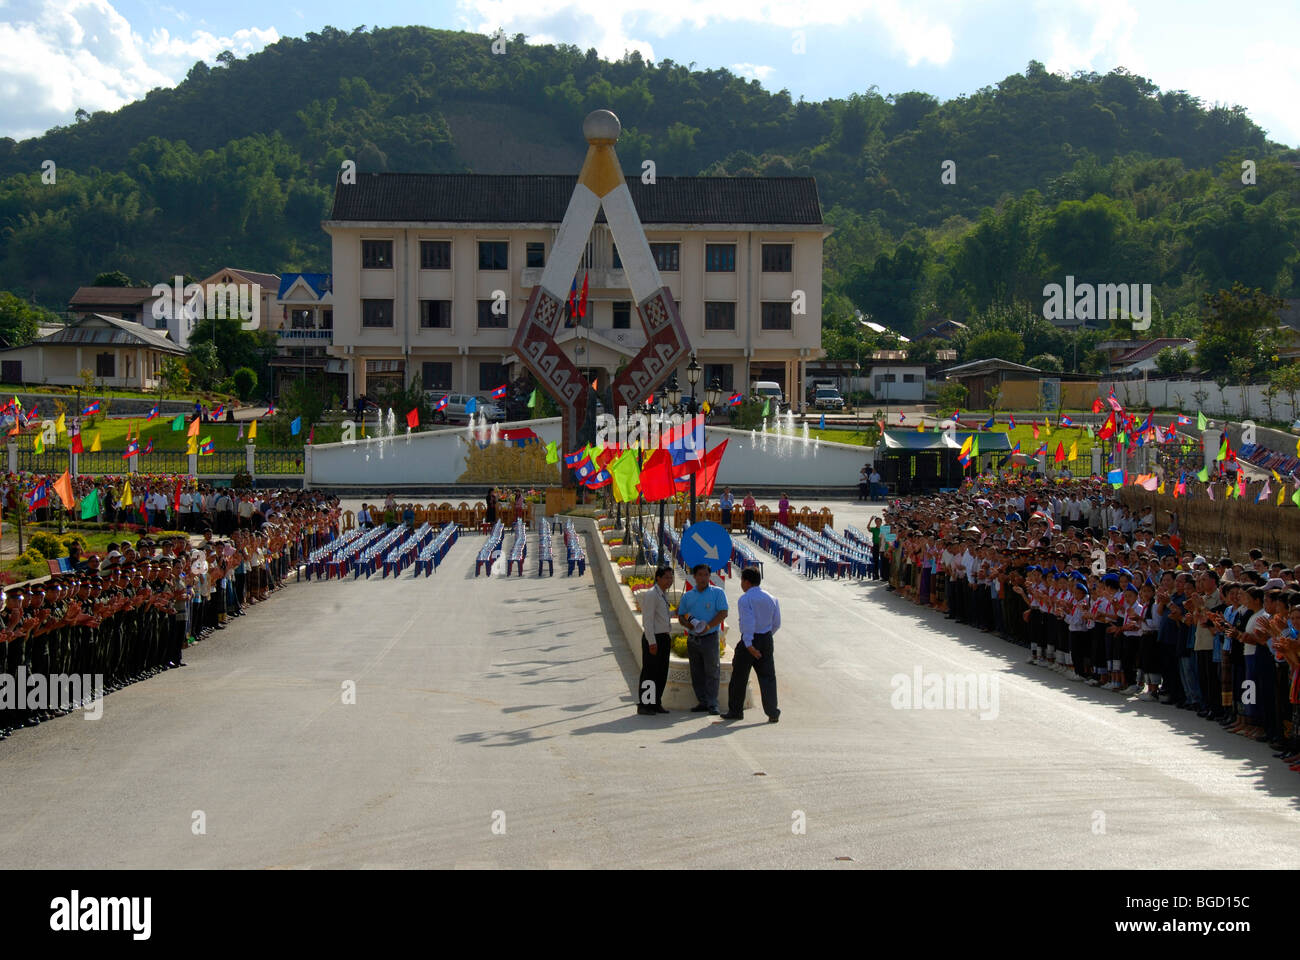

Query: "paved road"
<box><xmin>2</xmin><ymin>501</ymin><xmax>1298</xmax><ymax>868</ymax></box>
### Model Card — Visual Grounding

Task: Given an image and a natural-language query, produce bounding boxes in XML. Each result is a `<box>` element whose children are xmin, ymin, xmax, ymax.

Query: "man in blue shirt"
<box><xmin>721</xmin><ymin>567</ymin><xmax>781</xmax><ymax>723</ymax></box>
<box><xmin>677</xmin><ymin>563</ymin><xmax>728</xmax><ymax>714</ymax></box>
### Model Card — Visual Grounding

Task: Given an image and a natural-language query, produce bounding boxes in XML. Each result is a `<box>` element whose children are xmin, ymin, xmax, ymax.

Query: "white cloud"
<box><xmin>731</xmin><ymin>63</ymin><xmax>775</xmax><ymax>82</ymax></box>
<box><xmin>456</xmin><ymin>0</ymin><xmax>954</xmax><ymax>68</ymax></box>
<box><xmin>0</xmin><ymin>0</ymin><xmax>279</xmax><ymax>141</ymax></box>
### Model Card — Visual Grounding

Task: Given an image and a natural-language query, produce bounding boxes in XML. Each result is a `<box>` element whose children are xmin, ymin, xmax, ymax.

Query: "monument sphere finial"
<box><xmin>583</xmin><ymin>109</ymin><xmax>621</xmax><ymax>143</ymax></box>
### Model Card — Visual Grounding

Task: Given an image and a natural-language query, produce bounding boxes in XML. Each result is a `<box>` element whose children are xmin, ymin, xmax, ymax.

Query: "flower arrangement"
<box><xmin>627</xmin><ymin>576</ymin><xmax>653</xmax><ymax>591</ymax></box>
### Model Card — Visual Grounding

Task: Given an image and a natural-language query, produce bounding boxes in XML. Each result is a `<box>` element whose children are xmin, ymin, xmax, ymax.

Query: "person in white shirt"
<box><xmin>637</xmin><ymin>566</ymin><xmax>675</xmax><ymax>716</ymax></box>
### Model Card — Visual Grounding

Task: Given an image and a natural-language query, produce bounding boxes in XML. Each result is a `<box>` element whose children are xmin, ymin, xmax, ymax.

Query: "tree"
<box><xmin>1154</xmin><ymin>346</ymin><xmax>1192</xmax><ymax>377</ymax></box>
<box><xmin>937</xmin><ymin>381</ymin><xmax>967</xmax><ymax>413</ymax></box>
<box><xmin>92</xmin><ymin>270</ymin><xmax>141</xmax><ymax>287</ymax></box>
<box><xmin>0</xmin><ymin>291</ymin><xmax>54</xmax><ymax>347</ymax></box>
<box><xmin>1195</xmin><ymin>283</ymin><xmax>1283</xmax><ymax>378</ymax></box>
<box><xmin>159</xmin><ymin>357</ymin><xmax>191</xmax><ymax>397</ymax></box>
<box><xmin>232</xmin><ymin>366</ymin><xmax>258</xmax><ymax>400</ymax></box>
<box><xmin>986</xmin><ymin>384</ymin><xmax>1002</xmax><ymax>414</ymax></box>
<box><xmin>1026</xmin><ymin>352</ymin><xmax>1062</xmax><ymax>373</ymax></box>
<box><xmin>964</xmin><ymin>328</ymin><xmax>1025</xmax><ymax>363</ymax></box>
<box><xmin>1268</xmin><ymin>363</ymin><xmax>1300</xmax><ymax>421</ymax></box>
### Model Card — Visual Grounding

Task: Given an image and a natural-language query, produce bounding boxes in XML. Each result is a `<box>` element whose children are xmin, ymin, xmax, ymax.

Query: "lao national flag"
<box><xmin>1010</xmin><ymin>441</ymin><xmax>1021</xmax><ymax>454</ymax></box>
<box><xmin>574</xmin><ymin>458</ymin><xmax>597</xmax><ymax>482</ymax></box>
<box><xmin>200</xmin><ymin>437</ymin><xmax>215</xmax><ymax>454</ymax></box>
<box><xmin>265</xmin><ymin>403</ymin><xmax>276</xmax><ymax>417</ymax></box>
<box><xmin>26</xmin><ymin>480</ymin><xmax>49</xmax><ymax>510</ymax></box>
<box><xmin>490</xmin><ymin>384</ymin><xmax>507</xmax><ymax>400</ymax></box>
<box><xmin>143</xmin><ymin>438</ymin><xmax>153</xmax><ymax>455</ymax></box>
<box><xmin>1176</xmin><ymin>415</ymin><xmax>1191</xmax><ymax>425</ymax></box>
<box><xmin>211</xmin><ymin>404</ymin><xmax>224</xmax><ymax>420</ymax></box>
<box><xmin>563</xmin><ymin>449</ymin><xmax>587</xmax><ymax>467</ymax></box>
<box><xmin>1007</xmin><ymin>414</ymin><xmax>1016</xmax><ymax>428</ymax></box>
<box><xmin>584</xmin><ymin>468</ymin><xmax>612</xmax><ymax>488</ymax></box>
<box><xmin>1033</xmin><ymin>444</ymin><xmax>1047</xmax><ymax>457</ymax></box>
<box><xmin>1060</xmin><ymin>415</ymin><xmax>1075</xmax><ymax>427</ymax></box>
<box><xmin>122</xmin><ymin>439</ymin><xmax>139</xmax><ymax>459</ymax></box>
<box><xmin>728</xmin><ymin>393</ymin><xmax>742</xmax><ymax>407</ymax></box>
<box><xmin>982</xmin><ymin>415</ymin><xmax>994</xmax><ymax>430</ymax></box>
<box><xmin>82</xmin><ymin>400</ymin><xmax>100</xmax><ymax>416</ymax></box>
<box><xmin>145</xmin><ymin>405</ymin><xmax>159</xmax><ymax>421</ymax></box>
<box><xmin>434</xmin><ymin>394</ymin><xmax>449</xmax><ymax>412</ymax></box>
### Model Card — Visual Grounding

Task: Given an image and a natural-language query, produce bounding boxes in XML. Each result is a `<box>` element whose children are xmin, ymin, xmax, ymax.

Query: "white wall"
<box><xmin>1101</xmin><ymin>378</ymin><xmax>1298</xmax><ymax>424</ymax></box>
<box><xmin>309</xmin><ymin>419</ymin><xmax>873</xmax><ymax>487</ymax></box>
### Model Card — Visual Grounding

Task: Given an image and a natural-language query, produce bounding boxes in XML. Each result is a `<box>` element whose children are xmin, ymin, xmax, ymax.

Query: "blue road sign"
<box><xmin>681</xmin><ymin>520</ymin><xmax>733</xmax><ymax>572</ymax></box>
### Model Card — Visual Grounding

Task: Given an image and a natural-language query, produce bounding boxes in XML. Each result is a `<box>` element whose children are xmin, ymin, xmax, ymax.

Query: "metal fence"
<box><xmin>253</xmin><ymin>448</ymin><xmax>305</xmax><ymax>475</ymax></box>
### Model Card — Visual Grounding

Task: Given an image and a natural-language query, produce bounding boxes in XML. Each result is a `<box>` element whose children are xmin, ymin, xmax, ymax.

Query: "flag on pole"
<box><xmin>728</xmin><ymin>393</ymin><xmax>743</xmax><ymax>407</ymax></box>
<box><xmin>79</xmin><ymin>486</ymin><xmax>99</xmax><ymax>519</ymax></box>
<box><xmin>1279</xmin><ymin>484</ymin><xmax>1287</xmax><ymax>506</ymax></box>
<box><xmin>200</xmin><ymin>436</ymin><xmax>215</xmax><ymax>454</ymax></box>
<box><xmin>1060</xmin><ymin>415</ymin><xmax>1075</xmax><ymax>427</ymax></box>
<box><xmin>54</xmin><ymin>412</ymin><xmax>66</xmax><ymax>435</ymax></box>
<box><xmin>171</xmin><ymin>414</ymin><xmax>183</xmax><ymax>431</ymax></box>
<box><xmin>290</xmin><ymin>417</ymin><xmax>301</xmax><ymax>436</ymax></box>
<box><xmin>578</xmin><ymin>272</ymin><xmax>589</xmax><ymax>319</ymax></box>
<box><xmin>33</xmin><ymin>433</ymin><xmax>44</xmax><ymax>454</ymax></box>
<box><xmin>90</xmin><ymin>431</ymin><xmax>101</xmax><ymax>452</ymax></box>
<box><xmin>145</xmin><ymin>404</ymin><xmax>158</xmax><ymax>421</ymax></box>
<box><xmin>761</xmin><ymin>398</ymin><xmax>770</xmax><ymax>418</ymax></box>
<box><xmin>120</xmin><ymin>481</ymin><xmax>133</xmax><ymax>508</ymax></box>
<box><xmin>81</xmin><ymin>400</ymin><xmax>100</xmax><ymax>416</ymax></box>
<box><xmin>819</xmin><ymin>413</ymin><xmax>826</xmax><ymax>430</ymax></box>
<box><xmin>1054</xmin><ymin>441</ymin><xmax>1065</xmax><ymax>464</ymax></box>
<box><xmin>26</xmin><ymin>480</ymin><xmax>50</xmax><ymax>511</ymax></box>
<box><xmin>528</xmin><ymin>389</ymin><xmax>538</xmax><ymax>409</ymax></box>
<box><xmin>1197</xmin><ymin>466</ymin><xmax>1209</xmax><ymax>482</ymax></box>
<box><xmin>143</xmin><ymin>438</ymin><xmax>153</xmax><ymax>455</ymax></box>
<box><xmin>1092</xmin><ymin>397</ymin><xmax>1104</xmax><ymax>414</ymax></box>
<box><xmin>187</xmin><ymin>436</ymin><xmax>198</xmax><ymax>455</ymax></box>
<box><xmin>1068</xmin><ymin>440</ymin><xmax>1078</xmax><ymax>462</ymax></box>
<box><xmin>249</xmin><ymin>419</ymin><xmax>257</xmax><ymax>440</ymax></box>
<box><xmin>122</xmin><ymin>438</ymin><xmax>138</xmax><ymax>459</ymax></box>
<box><xmin>187</xmin><ymin>416</ymin><xmax>200</xmax><ymax>437</ymax></box>
<box><xmin>545</xmin><ymin>441</ymin><xmax>559</xmax><ymax>464</ymax></box>
<box><xmin>983</xmin><ymin>415</ymin><xmax>994</xmax><ymax>430</ymax></box>
<box><xmin>609</xmin><ymin>449</ymin><xmax>642</xmax><ymax>502</ymax></box>
<box><xmin>405</xmin><ymin>408</ymin><xmax>419</xmax><ymax>429</ymax></box>
<box><xmin>434</xmin><ymin>394</ymin><xmax>449</xmax><ymax>413</ymax></box>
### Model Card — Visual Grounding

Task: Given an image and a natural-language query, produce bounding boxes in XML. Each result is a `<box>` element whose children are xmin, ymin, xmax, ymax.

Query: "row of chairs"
<box><xmin>341</xmin><ymin>502</ymin><xmax>537</xmax><ymax>533</ymax></box>
<box><xmin>672</xmin><ymin>504</ymin><xmax>835</xmax><ymax>532</ymax></box>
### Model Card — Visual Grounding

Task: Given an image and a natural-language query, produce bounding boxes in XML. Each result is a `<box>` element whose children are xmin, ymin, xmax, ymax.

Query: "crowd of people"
<box><xmin>877</xmin><ymin>477</ymin><xmax>1300</xmax><ymax>770</ymax></box>
<box><xmin>0</xmin><ymin>487</ymin><xmax>341</xmax><ymax>740</ymax></box>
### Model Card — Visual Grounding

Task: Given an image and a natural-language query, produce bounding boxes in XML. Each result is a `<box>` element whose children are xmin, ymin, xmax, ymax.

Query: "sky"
<box><xmin>1</xmin><ymin>0</ymin><xmax>1297</xmax><ymax>146</ymax></box>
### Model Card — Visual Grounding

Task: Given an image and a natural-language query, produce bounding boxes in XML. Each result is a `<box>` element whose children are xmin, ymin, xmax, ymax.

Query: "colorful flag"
<box><xmin>122</xmin><ymin>438</ymin><xmax>138</xmax><ymax>459</ymax></box>
<box><xmin>762</xmin><ymin>398</ymin><xmax>770</xmax><ymax>418</ymax></box>
<box><xmin>1068</xmin><ymin>440</ymin><xmax>1078</xmax><ymax>462</ymax></box>
<box><xmin>694</xmin><ymin>439</ymin><xmax>729</xmax><ymax>497</ymax></box>
<box><xmin>983</xmin><ymin>415</ymin><xmax>994</xmax><ymax>430</ymax></box>
<box><xmin>728</xmin><ymin>393</ymin><xmax>743</xmax><ymax>407</ymax></box>
<box><xmin>143</xmin><ymin>438</ymin><xmax>153</xmax><ymax>455</ymax></box>
<box><xmin>1007</xmin><ymin>414</ymin><xmax>1017</xmax><ymax>428</ymax></box>
<box><xmin>609</xmin><ymin>449</ymin><xmax>642</xmax><ymax>502</ymax></box>
<box><xmin>187</xmin><ymin>416</ymin><xmax>200</xmax><ymax>438</ymax></box>
<box><xmin>90</xmin><ymin>431</ymin><xmax>101</xmax><ymax>452</ymax></box>
<box><xmin>248</xmin><ymin>420</ymin><xmax>257</xmax><ymax>440</ymax></box>
<box><xmin>819</xmin><ymin>413</ymin><xmax>826</xmax><ymax>430</ymax></box>
<box><xmin>1054</xmin><ymin>441</ymin><xmax>1065</xmax><ymax>464</ymax></box>
<box><xmin>26</xmin><ymin>480</ymin><xmax>49</xmax><ymax>511</ymax></box>
<box><xmin>1197</xmin><ymin>466</ymin><xmax>1209</xmax><ymax>482</ymax></box>
<box><xmin>1279</xmin><ymin>484</ymin><xmax>1287</xmax><ymax>506</ymax></box>
<box><xmin>54</xmin><ymin>412</ymin><xmax>66</xmax><ymax>435</ymax></box>
<box><xmin>434</xmin><ymin>394</ymin><xmax>449</xmax><ymax>412</ymax></box>
<box><xmin>406</xmin><ymin>408</ymin><xmax>419</xmax><ymax>429</ymax></box>
<box><xmin>145</xmin><ymin>404</ymin><xmax>158</xmax><ymax>420</ymax></box>
<box><xmin>187</xmin><ymin>436</ymin><xmax>199</xmax><ymax>455</ymax></box>
<box><xmin>1176</xmin><ymin>415</ymin><xmax>1191</xmax><ymax>425</ymax></box>
<box><xmin>545</xmin><ymin>441</ymin><xmax>559</xmax><ymax>464</ymax></box>
<box><xmin>1257</xmin><ymin>480</ymin><xmax>1272</xmax><ymax>504</ymax></box>
<box><xmin>1031</xmin><ymin>421</ymin><xmax>1040</xmax><ymax>439</ymax></box>
<box><xmin>528</xmin><ymin>389</ymin><xmax>538</xmax><ymax>409</ymax></box>
<box><xmin>120</xmin><ymin>481</ymin><xmax>133</xmax><ymax>508</ymax></box>
<box><xmin>491</xmin><ymin>384</ymin><xmax>507</xmax><ymax>401</ymax></box>
<box><xmin>171</xmin><ymin>414</ymin><xmax>183</xmax><ymax>431</ymax></box>
<box><xmin>81</xmin><ymin>400</ymin><xmax>100</xmax><ymax>416</ymax></box>
<box><xmin>265</xmin><ymin>403</ymin><xmax>276</xmax><ymax>417</ymax></box>
<box><xmin>1060</xmin><ymin>415</ymin><xmax>1075</xmax><ymax>427</ymax></box>
<box><xmin>79</xmin><ymin>487</ymin><xmax>99</xmax><ymax>519</ymax></box>
<box><xmin>290</xmin><ymin>417</ymin><xmax>301</xmax><ymax>436</ymax></box>
<box><xmin>1092</xmin><ymin>398</ymin><xmax>1104</xmax><ymax>414</ymax></box>
<box><xmin>200</xmin><ymin>436</ymin><xmax>215</xmax><ymax>454</ymax></box>
<box><xmin>1107</xmin><ymin>391</ymin><xmax>1124</xmax><ymax>412</ymax></box>
<box><xmin>578</xmin><ymin>272</ymin><xmax>589</xmax><ymax>318</ymax></box>
<box><xmin>1216</xmin><ymin>437</ymin><xmax>1227</xmax><ymax>461</ymax></box>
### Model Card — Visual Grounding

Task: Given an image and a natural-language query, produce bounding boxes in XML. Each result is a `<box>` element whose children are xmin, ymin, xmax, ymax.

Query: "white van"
<box><xmin>752</xmin><ymin>381</ymin><xmax>784</xmax><ymax>412</ymax></box>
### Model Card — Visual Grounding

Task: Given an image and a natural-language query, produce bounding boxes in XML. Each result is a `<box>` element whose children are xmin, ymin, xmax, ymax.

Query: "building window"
<box><xmin>96</xmin><ymin>352</ymin><xmax>115</xmax><ymax>378</ymax></box>
<box><xmin>154</xmin><ymin>316</ymin><xmax>167</xmax><ymax>329</ymax></box>
<box><xmin>704</xmin><ymin>364</ymin><xmax>734</xmax><ymax>392</ymax></box>
<box><xmin>420</xmin><ymin>300</ymin><xmax>451</xmax><ymax>328</ymax></box>
<box><xmin>612</xmin><ymin>244</ymin><xmax>622</xmax><ymax>269</ymax></box>
<box><xmin>291</xmin><ymin>309</ymin><xmax>315</xmax><ymax>329</ymax></box>
<box><xmin>362</xmin><ymin>299</ymin><xmax>394</xmax><ymax>328</ymax></box>
<box><xmin>705</xmin><ymin>243</ymin><xmax>736</xmax><ymax>272</ymax></box>
<box><xmin>422</xmin><ymin>362</ymin><xmax>452</xmax><ymax>391</ymax></box>
<box><xmin>477</xmin><ymin>300</ymin><xmax>508</xmax><ymax>328</ymax></box>
<box><xmin>761</xmin><ymin>243</ymin><xmax>792</xmax><ymax>272</ymax></box>
<box><xmin>704</xmin><ymin>302</ymin><xmax>736</xmax><ymax>331</ymax></box>
<box><xmin>903</xmin><ymin>373</ymin><xmax>919</xmax><ymax>383</ymax></box>
<box><xmin>650</xmin><ymin>243</ymin><xmax>679</xmax><ymax>272</ymax></box>
<box><xmin>1</xmin><ymin>360</ymin><xmax>21</xmax><ymax>382</ymax></box>
<box><xmin>478</xmin><ymin>241</ymin><xmax>509</xmax><ymax>270</ymax></box>
<box><xmin>420</xmin><ymin>240</ymin><xmax>451</xmax><ymax>270</ymax></box>
<box><xmin>761</xmin><ymin>301</ymin><xmax>792</xmax><ymax>330</ymax></box>
<box><xmin>479</xmin><ymin>362</ymin><xmax>509</xmax><ymax>392</ymax></box>
<box><xmin>612</xmin><ymin>301</ymin><xmax>631</xmax><ymax>329</ymax></box>
<box><xmin>121</xmin><ymin>311</ymin><xmax>136</xmax><ymax>322</ymax></box>
<box><xmin>362</xmin><ymin>240</ymin><xmax>393</xmax><ymax>269</ymax></box>
<box><xmin>526</xmin><ymin>242</ymin><xmax>545</xmax><ymax>269</ymax></box>
<box><xmin>321</xmin><ymin>309</ymin><xmax>333</xmax><ymax>330</ymax></box>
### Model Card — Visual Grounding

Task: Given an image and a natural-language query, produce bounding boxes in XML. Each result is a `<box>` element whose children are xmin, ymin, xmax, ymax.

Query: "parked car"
<box><xmin>813</xmin><ymin>387</ymin><xmax>845</xmax><ymax>411</ymax></box>
<box><xmin>426</xmin><ymin>392</ymin><xmax>505</xmax><ymax>424</ymax></box>
<box><xmin>752</xmin><ymin>380</ymin><xmax>785</xmax><ymax>413</ymax></box>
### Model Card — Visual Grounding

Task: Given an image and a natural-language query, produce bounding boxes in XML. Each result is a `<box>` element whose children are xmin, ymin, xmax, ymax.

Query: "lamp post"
<box><xmin>663</xmin><ymin>375</ymin><xmax>679</xmax><ymax>547</ymax></box>
<box><xmin>686</xmin><ymin>356</ymin><xmax>701</xmax><ymax>524</ymax></box>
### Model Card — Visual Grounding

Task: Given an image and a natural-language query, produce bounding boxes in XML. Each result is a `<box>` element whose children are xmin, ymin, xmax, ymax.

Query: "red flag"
<box><xmin>406</xmin><ymin>408</ymin><xmax>419</xmax><ymax>429</ymax></box>
<box><xmin>71</xmin><ymin>432</ymin><xmax>84</xmax><ymax>455</ymax></box>
<box><xmin>695</xmin><ymin>439</ymin><xmax>729</xmax><ymax>497</ymax></box>
<box><xmin>596</xmin><ymin>445</ymin><xmax>619</xmax><ymax>469</ymax></box>
<box><xmin>173</xmin><ymin>478</ymin><xmax>183</xmax><ymax>511</ymax></box>
<box><xmin>308</xmin><ymin>426</ymin><xmax>315</xmax><ymax>445</ymax></box>
<box><xmin>638</xmin><ymin>449</ymin><xmax>676</xmax><ymax>502</ymax></box>
<box><xmin>1054</xmin><ymin>441</ymin><xmax>1066</xmax><ymax>464</ymax></box>
<box><xmin>578</xmin><ymin>272</ymin><xmax>589</xmax><ymax>318</ymax></box>
<box><xmin>1031</xmin><ymin>420</ymin><xmax>1039</xmax><ymax>439</ymax></box>
<box><xmin>1097</xmin><ymin>412</ymin><xmax>1116</xmax><ymax>440</ymax></box>
<box><xmin>1092</xmin><ymin>397</ymin><xmax>1104</xmax><ymax>414</ymax></box>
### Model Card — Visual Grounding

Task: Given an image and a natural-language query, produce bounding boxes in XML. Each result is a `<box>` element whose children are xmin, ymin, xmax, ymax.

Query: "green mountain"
<box><xmin>0</xmin><ymin>24</ymin><xmax>1297</xmax><ymax>356</ymax></box>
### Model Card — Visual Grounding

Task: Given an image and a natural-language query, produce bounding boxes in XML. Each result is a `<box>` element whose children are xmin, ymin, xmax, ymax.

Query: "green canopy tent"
<box><xmin>874</xmin><ymin>430</ymin><xmax>1014</xmax><ymax>494</ymax></box>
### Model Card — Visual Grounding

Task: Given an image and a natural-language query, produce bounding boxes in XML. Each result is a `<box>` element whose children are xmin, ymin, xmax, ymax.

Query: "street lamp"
<box><xmin>686</xmin><ymin>356</ymin><xmax>702</xmax><ymax>523</ymax></box>
<box><xmin>666</xmin><ymin>372</ymin><xmax>681</xmax><ymax>411</ymax></box>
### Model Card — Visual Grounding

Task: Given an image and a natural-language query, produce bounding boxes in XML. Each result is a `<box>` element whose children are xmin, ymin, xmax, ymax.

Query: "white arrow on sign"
<box><xmin>691</xmin><ymin>531</ymin><xmax>719</xmax><ymax>560</ymax></box>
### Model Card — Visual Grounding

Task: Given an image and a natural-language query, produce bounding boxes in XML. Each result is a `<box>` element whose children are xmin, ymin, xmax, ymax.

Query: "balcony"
<box><xmin>277</xmin><ymin>328</ymin><xmax>333</xmax><ymax>344</ymax></box>
<box><xmin>520</xmin><ymin>267</ymin><xmax>627</xmax><ymax>290</ymax></box>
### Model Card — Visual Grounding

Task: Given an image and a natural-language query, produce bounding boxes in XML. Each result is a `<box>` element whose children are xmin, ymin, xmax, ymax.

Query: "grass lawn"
<box><xmin>0</xmin><ymin>383</ymin><xmax>234</xmax><ymax>403</ymax></box>
<box><xmin>809</xmin><ymin>429</ymin><xmax>876</xmax><ymax>446</ymax></box>
<box><xmin>22</xmin><ymin>417</ymin><xmax>248</xmax><ymax>453</ymax></box>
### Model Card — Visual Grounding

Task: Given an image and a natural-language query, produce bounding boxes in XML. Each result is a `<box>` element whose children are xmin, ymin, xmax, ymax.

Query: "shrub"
<box><xmin>232</xmin><ymin>367</ymin><xmax>257</xmax><ymax>400</ymax></box>
<box><xmin>60</xmin><ymin>533</ymin><xmax>89</xmax><ymax>553</ymax></box>
<box><xmin>27</xmin><ymin>531</ymin><xmax>68</xmax><ymax>558</ymax></box>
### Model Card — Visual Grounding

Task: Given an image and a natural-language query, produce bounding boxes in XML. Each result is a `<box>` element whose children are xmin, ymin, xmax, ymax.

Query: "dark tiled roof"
<box><xmin>1114</xmin><ymin>338</ymin><xmax>1193</xmax><ymax>365</ymax></box>
<box><xmin>227</xmin><ymin>268</ymin><xmax>281</xmax><ymax>289</ymax></box>
<box><xmin>329</xmin><ymin>174</ymin><xmax>823</xmax><ymax>225</ymax></box>
<box><xmin>69</xmin><ymin>286</ymin><xmax>155</xmax><ymax>307</ymax></box>
<box><xmin>17</xmin><ymin>314</ymin><xmax>185</xmax><ymax>354</ymax></box>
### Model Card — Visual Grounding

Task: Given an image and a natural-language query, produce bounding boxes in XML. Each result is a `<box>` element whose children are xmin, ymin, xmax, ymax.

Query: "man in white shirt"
<box><xmin>637</xmin><ymin>566</ymin><xmax>675</xmax><ymax>716</ymax></box>
<box><xmin>721</xmin><ymin>566</ymin><xmax>782</xmax><ymax>723</ymax></box>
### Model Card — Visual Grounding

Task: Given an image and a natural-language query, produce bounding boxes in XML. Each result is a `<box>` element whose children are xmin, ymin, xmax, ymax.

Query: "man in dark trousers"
<box><xmin>636</xmin><ymin>566</ymin><xmax>674</xmax><ymax>715</ymax></box>
<box><xmin>721</xmin><ymin>567</ymin><xmax>781</xmax><ymax>723</ymax></box>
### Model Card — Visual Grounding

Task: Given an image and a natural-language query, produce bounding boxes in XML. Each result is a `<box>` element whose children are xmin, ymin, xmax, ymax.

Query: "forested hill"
<box><xmin>0</xmin><ymin>24</ymin><xmax>1296</xmax><ymax>326</ymax></box>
